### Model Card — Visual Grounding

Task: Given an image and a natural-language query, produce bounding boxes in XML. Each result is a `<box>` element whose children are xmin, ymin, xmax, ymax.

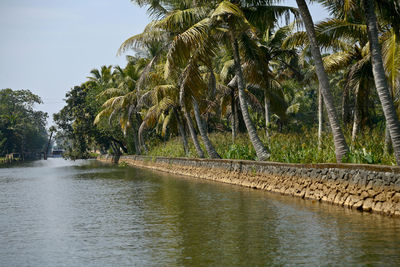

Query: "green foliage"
<box><xmin>0</xmin><ymin>89</ymin><xmax>48</xmax><ymax>156</ymax></box>
<box><xmin>144</xmin><ymin>128</ymin><xmax>396</xmax><ymax>165</ymax></box>
<box><xmin>223</xmin><ymin>143</ymin><xmax>256</xmax><ymax>160</ymax></box>
<box><xmin>343</xmin><ymin>148</ymin><xmax>376</xmax><ymax>164</ymax></box>
<box><xmin>268</xmin><ymin>131</ymin><xmax>336</xmax><ymax>163</ymax></box>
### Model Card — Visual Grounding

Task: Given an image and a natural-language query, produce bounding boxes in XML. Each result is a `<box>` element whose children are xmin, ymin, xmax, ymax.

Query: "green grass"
<box><xmin>145</xmin><ymin>128</ymin><xmax>396</xmax><ymax>165</ymax></box>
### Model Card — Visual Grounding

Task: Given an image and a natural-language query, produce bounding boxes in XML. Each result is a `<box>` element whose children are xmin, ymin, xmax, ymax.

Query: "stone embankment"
<box><xmin>98</xmin><ymin>155</ymin><xmax>400</xmax><ymax>217</ymax></box>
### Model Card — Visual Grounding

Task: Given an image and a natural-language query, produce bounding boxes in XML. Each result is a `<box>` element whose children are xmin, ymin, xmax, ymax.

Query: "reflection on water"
<box><xmin>0</xmin><ymin>158</ymin><xmax>399</xmax><ymax>266</ymax></box>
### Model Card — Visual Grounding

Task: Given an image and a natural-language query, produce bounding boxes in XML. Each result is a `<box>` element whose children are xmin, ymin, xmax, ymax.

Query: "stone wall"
<box><xmin>98</xmin><ymin>155</ymin><xmax>400</xmax><ymax>217</ymax></box>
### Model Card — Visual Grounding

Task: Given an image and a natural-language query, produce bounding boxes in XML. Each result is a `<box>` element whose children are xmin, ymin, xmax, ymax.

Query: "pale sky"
<box><xmin>0</xmin><ymin>0</ymin><xmax>329</xmax><ymax>126</ymax></box>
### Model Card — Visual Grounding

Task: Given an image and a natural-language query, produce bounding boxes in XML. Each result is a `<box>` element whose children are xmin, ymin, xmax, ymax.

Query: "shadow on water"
<box><xmin>0</xmin><ymin>158</ymin><xmax>399</xmax><ymax>266</ymax></box>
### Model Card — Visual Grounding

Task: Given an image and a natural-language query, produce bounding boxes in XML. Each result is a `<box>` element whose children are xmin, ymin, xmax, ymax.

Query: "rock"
<box><xmin>344</xmin><ymin>195</ymin><xmax>352</xmax><ymax>207</ymax></box>
<box><xmin>381</xmin><ymin>202</ymin><xmax>393</xmax><ymax>214</ymax></box>
<box><xmin>394</xmin><ymin>203</ymin><xmax>400</xmax><ymax>212</ymax></box>
<box><xmin>367</xmin><ymin>189</ymin><xmax>378</xmax><ymax>198</ymax></box>
<box><xmin>393</xmin><ymin>193</ymin><xmax>400</xmax><ymax>203</ymax></box>
<box><xmin>362</xmin><ymin>198</ymin><xmax>374</xmax><ymax>211</ymax></box>
<box><xmin>360</xmin><ymin>191</ymin><xmax>369</xmax><ymax>200</ymax></box>
<box><xmin>333</xmin><ymin>192</ymin><xmax>342</xmax><ymax>205</ymax></box>
<box><xmin>353</xmin><ymin>200</ymin><xmax>363</xmax><ymax>210</ymax></box>
<box><xmin>373</xmin><ymin>202</ymin><xmax>383</xmax><ymax>213</ymax></box>
<box><xmin>375</xmin><ymin>193</ymin><xmax>386</xmax><ymax>202</ymax></box>
<box><xmin>327</xmin><ymin>191</ymin><xmax>337</xmax><ymax>203</ymax></box>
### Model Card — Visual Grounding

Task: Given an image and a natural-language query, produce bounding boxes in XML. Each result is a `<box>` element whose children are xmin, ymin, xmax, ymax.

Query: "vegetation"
<box><xmin>146</xmin><ymin>128</ymin><xmax>395</xmax><ymax>165</ymax></box>
<box><xmin>0</xmin><ymin>89</ymin><xmax>49</xmax><ymax>158</ymax></box>
<box><xmin>55</xmin><ymin>0</ymin><xmax>400</xmax><ymax>166</ymax></box>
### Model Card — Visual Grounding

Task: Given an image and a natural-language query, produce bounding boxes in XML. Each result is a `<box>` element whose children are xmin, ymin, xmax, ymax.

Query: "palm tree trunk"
<box><xmin>318</xmin><ymin>84</ymin><xmax>323</xmax><ymax>151</ymax></box>
<box><xmin>231</xmin><ymin>34</ymin><xmax>270</xmax><ymax>161</ymax></box>
<box><xmin>138</xmin><ymin>121</ymin><xmax>148</xmax><ymax>153</ymax></box>
<box><xmin>128</xmin><ymin>115</ymin><xmax>141</xmax><ymax>155</ymax></box>
<box><xmin>385</xmin><ymin>126</ymin><xmax>393</xmax><ymax>154</ymax></box>
<box><xmin>135</xmin><ymin>112</ymin><xmax>143</xmax><ymax>153</ymax></box>
<box><xmin>179</xmin><ymin>85</ymin><xmax>205</xmax><ymax>158</ymax></box>
<box><xmin>131</xmin><ymin>125</ymin><xmax>141</xmax><ymax>155</ymax></box>
<box><xmin>342</xmin><ymin>82</ymin><xmax>351</xmax><ymax>125</ymax></box>
<box><xmin>192</xmin><ymin>97</ymin><xmax>221</xmax><ymax>158</ymax></box>
<box><xmin>231</xmin><ymin>88</ymin><xmax>237</xmax><ymax>142</ymax></box>
<box><xmin>110</xmin><ymin>141</ymin><xmax>121</xmax><ymax>163</ymax></box>
<box><xmin>264</xmin><ymin>93</ymin><xmax>271</xmax><ymax>139</ymax></box>
<box><xmin>296</xmin><ymin>0</ymin><xmax>349</xmax><ymax>162</ymax></box>
<box><xmin>264</xmin><ymin>60</ymin><xmax>271</xmax><ymax>140</ymax></box>
<box><xmin>228</xmin><ymin>75</ymin><xmax>238</xmax><ymax>142</ymax></box>
<box><xmin>208</xmin><ymin>67</ymin><xmax>217</xmax><ymax>99</ymax></box>
<box><xmin>44</xmin><ymin>131</ymin><xmax>53</xmax><ymax>160</ymax></box>
<box><xmin>363</xmin><ymin>0</ymin><xmax>400</xmax><ymax>165</ymax></box>
<box><xmin>174</xmin><ymin>109</ymin><xmax>190</xmax><ymax>156</ymax></box>
<box><xmin>352</xmin><ymin>87</ymin><xmax>361</xmax><ymax>144</ymax></box>
<box><xmin>206</xmin><ymin>67</ymin><xmax>218</xmax><ymax>133</ymax></box>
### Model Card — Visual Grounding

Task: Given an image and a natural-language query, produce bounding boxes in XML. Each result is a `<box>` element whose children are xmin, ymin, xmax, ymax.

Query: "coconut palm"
<box><xmin>361</xmin><ymin>0</ymin><xmax>400</xmax><ymax>164</ymax></box>
<box><xmin>295</xmin><ymin>0</ymin><xmax>349</xmax><ymax>163</ymax></box>
<box><xmin>93</xmin><ymin>59</ymin><xmax>147</xmax><ymax>154</ymax></box>
<box><xmin>318</xmin><ymin>0</ymin><xmax>400</xmax><ymax>162</ymax></box>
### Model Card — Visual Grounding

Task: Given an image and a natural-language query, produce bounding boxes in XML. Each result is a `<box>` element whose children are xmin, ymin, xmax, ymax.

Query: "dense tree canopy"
<box><xmin>0</xmin><ymin>89</ymin><xmax>48</xmax><ymax>156</ymax></box>
<box><xmin>55</xmin><ymin>0</ymin><xmax>400</xmax><ymax>165</ymax></box>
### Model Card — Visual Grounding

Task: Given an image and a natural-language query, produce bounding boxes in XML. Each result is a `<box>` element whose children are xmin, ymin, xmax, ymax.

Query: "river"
<box><xmin>0</xmin><ymin>158</ymin><xmax>399</xmax><ymax>266</ymax></box>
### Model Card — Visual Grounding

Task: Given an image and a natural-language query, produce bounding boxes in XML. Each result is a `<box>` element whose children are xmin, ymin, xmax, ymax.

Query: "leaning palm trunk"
<box><xmin>385</xmin><ymin>126</ymin><xmax>393</xmax><ymax>154</ymax></box>
<box><xmin>363</xmin><ymin>0</ymin><xmax>400</xmax><ymax>165</ymax></box>
<box><xmin>138</xmin><ymin>121</ymin><xmax>148</xmax><ymax>153</ymax></box>
<box><xmin>179</xmin><ymin>85</ymin><xmax>205</xmax><ymax>158</ymax></box>
<box><xmin>192</xmin><ymin>97</ymin><xmax>221</xmax><ymax>158</ymax></box>
<box><xmin>231</xmin><ymin>34</ymin><xmax>270</xmax><ymax>161</ymax></box>
<box><xmin>296</xmin><ymin>0</ymin><xmax>349</xmax><ymax>162</ymax></box>
<box><xmin>174</xmin><ymin>109</ymin><xmax>190</xmax><ymax>156</ymax></box>
<box><xmin>318</xmin><ymin>84</ymin><xmax>323</xmax><ymax>151</ymax></box>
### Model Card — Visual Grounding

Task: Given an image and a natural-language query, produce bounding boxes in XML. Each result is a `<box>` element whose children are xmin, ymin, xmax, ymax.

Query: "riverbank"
<box><xmin>98</xmin><ymin>155</ymin><xmax>400</xmax><ymax>217</ymax></box>
<box><xmin>0</xmin><ymin>157</ymin><xmax>22</xmax><ymax>167</ymax></box>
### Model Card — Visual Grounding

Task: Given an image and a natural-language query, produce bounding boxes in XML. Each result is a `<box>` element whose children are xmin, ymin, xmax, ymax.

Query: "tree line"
<box><xmin>0</xmin><ymin>89</ymin><xmax>48</xmax><ymax>158</ymax></box>
<box><xmin>54</xmin><ymin>0</ymin><xmax>400</xmax><ymax>165</ymax></box>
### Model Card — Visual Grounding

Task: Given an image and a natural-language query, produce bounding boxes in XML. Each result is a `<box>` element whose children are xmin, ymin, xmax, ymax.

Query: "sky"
<box><xmin>0</xmin><ymin>0</ymin><xmax>330</xmax><ymax>126</ymax></box>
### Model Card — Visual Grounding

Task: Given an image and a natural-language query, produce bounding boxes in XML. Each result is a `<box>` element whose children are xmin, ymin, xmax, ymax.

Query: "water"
<box><xmin>0</xmin><ymin>159</ymin><xmax>399</xmax><ymax>266</ymax></box>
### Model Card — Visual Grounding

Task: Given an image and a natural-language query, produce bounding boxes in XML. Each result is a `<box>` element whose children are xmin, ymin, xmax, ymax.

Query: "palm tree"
<box><xmin>295</xmin><ymin>0</ymin><xmax>349</xmax><ymax>163</ymax></box>
<box><xmin>362</xmin><ymin>0</ymin><xmax>400</xmax><ymax>164</ymax></box>
<box><xmin>139</xmin><ymin>83</ymin><xmax>191</xmax><ymax>156</ymax></box>
<box><xmin>93</xmin><ymin>61</ymin><xmax>145</xmax><ymax>154</ymax></box>
<box><xmin>205</xmin><ymin>1</ymin><xmax>270</xmax><ymax>160</ymax></box>
<box><xmin>242</xmin><ymin>24</ymin><xmax>297</xmax><ymax>137</ymax></box>
<box><xmin>145</xmin><ymin>0</ymin><xmax>298</xmax><ymax>160</ymax></box>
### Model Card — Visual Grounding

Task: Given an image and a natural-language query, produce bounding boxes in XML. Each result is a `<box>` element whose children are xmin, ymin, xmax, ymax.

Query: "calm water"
<box><xmin>1</xmin><ymin>159</ymin><xmax>400</xmax><ymax>266</ymax></box>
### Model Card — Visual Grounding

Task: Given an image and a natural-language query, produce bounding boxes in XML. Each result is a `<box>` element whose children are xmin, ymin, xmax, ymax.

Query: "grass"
<box><xmin>145</xmin><ymin>127</ymin><xmax>397</xmax><ymax>165</ymax></box>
